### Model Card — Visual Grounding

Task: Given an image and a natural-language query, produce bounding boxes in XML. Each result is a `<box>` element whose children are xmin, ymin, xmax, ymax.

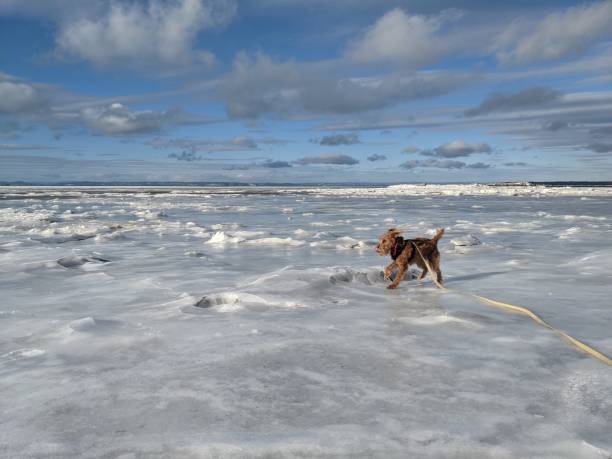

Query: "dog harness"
<box><xmin>391</xmin><ymin>236</ymin><xmax>415</xmax><ymax>261</ymax></box>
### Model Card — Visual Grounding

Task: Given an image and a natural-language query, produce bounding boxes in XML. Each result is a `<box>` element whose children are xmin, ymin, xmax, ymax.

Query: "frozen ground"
<box><xmin>1</xmin><ymin>185</ymin><xmax>611</xmax><ymax>458</ymax></box>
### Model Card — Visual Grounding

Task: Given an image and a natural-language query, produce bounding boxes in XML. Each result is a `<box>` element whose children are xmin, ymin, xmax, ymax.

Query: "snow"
<box><xmin>1</xmin><ymin>185</ymin><xmax>611</xmax><ymax>458</ymax></box>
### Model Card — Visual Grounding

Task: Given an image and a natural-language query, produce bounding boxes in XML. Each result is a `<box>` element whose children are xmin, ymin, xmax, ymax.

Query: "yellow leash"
<box><xmin>410</xmin><ymin>243</ymin><xmax>612</xmax><ymax>366</ymax></box>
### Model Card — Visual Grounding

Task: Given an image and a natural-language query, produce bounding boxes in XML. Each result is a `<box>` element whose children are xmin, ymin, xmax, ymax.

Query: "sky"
<box><xmin>0</xmin><ymin>0</ymin><xmax>611</xmax><ymax>183</ymax></box>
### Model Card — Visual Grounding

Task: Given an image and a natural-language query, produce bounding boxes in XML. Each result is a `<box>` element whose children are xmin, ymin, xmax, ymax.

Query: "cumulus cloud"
<box><xmin>367</xmin><ymin>153</ymin><xmax>386</xmax><ymax>161</ymax></box>
<box><xmin>504</xmin><ymin>162</ymin><xmax>528</xmax><ymax>167</ymax></box>
<box><xmin>400</xmin><ymin>159</ymin><xmax>490</xmax><ymax>169</ymax></box>
<box><xmin>0</xmin><ymin>72</ymin><xmax>212</xmax><ymax>138</ymax></box>
<box><xmin>55</xmin><ymin>0</ymin><xmax>236</xmax><ymax>68</ymax></box>
<box><xmin>314</xmin><ymin>133</ymin><xmax>360</xmax><ymax>146</ymax></box>
<box><xmin>464</xmin><ymin>87</ymin><xmax>560</xmax><ymax>117</ymax></box>
<box><xmin>347</xmin><ymin>8</ymin><xmax>462</xmax><ymax>66</ymax></box>
<box><xmin>0</xmin><ymin>78</ymin><xmax>46</xmax><ymax>114</ymax></box>
<box><xmin>496</xmin><ymin>1</ymin><xmax>612</xmax><ymax>65</ymax></box>
<box><xmin>80</xmin><ymin>103</ymin><xmax>200</xmax><ymax>136</ymax></box>
<box><xmin>294</xmin><ymin>153</ymin><xmax>359</xmax><ymax>165</ymax></box>
<box><xmin>213</xmin><ymin>52</ymin><xmax>470</xmax><ymax>118</ymax></box>
<box><xmin>419</xmin><ymin>139</ymin><xmax>492</xmax><ymax>158</ymax></box>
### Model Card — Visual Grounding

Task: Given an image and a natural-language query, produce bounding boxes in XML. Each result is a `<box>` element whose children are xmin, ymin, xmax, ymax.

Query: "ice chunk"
<box><xmin>449</xmin><ymin>234</ymin><xmax>481</xmax><ymax>247</ymax></box>
<box><xmin>57</xmin><ymin>255</ymin><xmax>110</xmax><ymax>268</ymax></box>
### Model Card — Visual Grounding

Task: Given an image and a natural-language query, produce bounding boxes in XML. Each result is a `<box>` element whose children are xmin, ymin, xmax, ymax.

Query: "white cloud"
<box><xmin>0</xmin><ymin>80</ymin><xmax>46</xmax><ymax>114</ymax></box>
<box><xmin>496</xmin><ymin>1</ymin><xmax>612</xmax><ymax>65</ymax></box>
<box><xmin>214</xmin><ymin>51</ymin><xmax>470</xmax><ymax>118</ymax></box>
<box><xmin>56</xmin><ymin>0</ymin><xmax>236</xmax><ymax>68</ymax></box>
<box><xmin>80</xmin><ymin>103</ymin><xmax>200</xmax><ymax>136</ymax></box>
<box><xmin>347</xmin><ymin>8</ymin><xmax>461</xmax><ymax>66</ymax></box>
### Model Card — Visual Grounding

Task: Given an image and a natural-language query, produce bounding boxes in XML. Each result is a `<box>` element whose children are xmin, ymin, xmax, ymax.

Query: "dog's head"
<box><xmin>375</xmin><ymin>228</ymin><xmax>402</xmax><ymax>256</ymax></box>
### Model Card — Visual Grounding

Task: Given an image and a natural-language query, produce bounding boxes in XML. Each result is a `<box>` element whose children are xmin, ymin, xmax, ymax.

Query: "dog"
<box><xmin>375</xmin><ymin>228</ymin><xmax>444</xmax><ymax>289</ymax></box>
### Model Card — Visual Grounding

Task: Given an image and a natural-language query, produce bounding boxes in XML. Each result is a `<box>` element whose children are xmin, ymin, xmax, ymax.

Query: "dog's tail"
<box><xmin>432</xmin><ymin>228</ymin><xmax>445</xmax><ymax>245</ymax></box>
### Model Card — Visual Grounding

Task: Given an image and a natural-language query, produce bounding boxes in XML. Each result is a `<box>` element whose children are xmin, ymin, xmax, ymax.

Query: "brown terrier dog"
<box><xmin>375</xmin><ymin>228</ymin><xmax>444</xmax><ymax>289</ymax></box>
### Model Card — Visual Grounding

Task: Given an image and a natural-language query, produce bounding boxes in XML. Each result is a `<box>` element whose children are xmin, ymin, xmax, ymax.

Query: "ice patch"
<box><xmin>185</xmin><ymin>250</ymin><xmax>208</xmax><ymax>258</ymax></box>
<box><xmin>232</xmin><ymin>230</ymin><xmax>267</xmax><ymax>238</ymax></box>
<box><xmin>449</xmin><ymin>234</ymin><xmax>481</xmax><ymax>248</ymax></box>
<box><xmin>211</xmin><ymin>223</ymin><xmax>241</xmax><ymax>231</ymax></box>
<box><xmin>134</xmin><ymin>210</ymin><xmax>167</xmax><ymax>219</ymax></box>
<box><xmin>407</xmin><ymin>313</ymin><xmax>482</xmax><ymax>328</ymax></box>
<box><xmin>29</xmin><ymin>223</ymin><xmax>123</xmax><ymax>244</ymax></box>
<box><xmin>559</xmin><ymin>227</ymin><xmax>582</xmax><ymax>239</ymax></box>
<box><xmin>328</xmin><ymin>267</ymin><xmax>387</xmax><ymax>285</ymax></box>
<box><xmin>2</xmin><ymin>348</ymin><xmax>47</xmax><ymax>361</ymax></box>
<box><xmin>193</xmin><ymin>292</ymin><xmax>269</xmax><ymax>312</ymax></box>
<box><xmin>57</xmin><ymin>255</ymin><xmax>110</xmax><ymax>269</ymax></box>
<box><xmin>69</xmin><ymin>317</ymin><xmax>97</xmax><ymax>331</ymax></box>
<box><xmin>245</xmin><ymin>237</ymin><xmax>304</xmax><ymax>246</ymax></box>
<box><xmin>206</xmin><ymin>231</ymin><xmax>245</xmax><ymax>244</ymax></box>
<box><xmin>310</xmin><ymin>236</ymin><xmax>370</xmax><ymax>250</ymax></box>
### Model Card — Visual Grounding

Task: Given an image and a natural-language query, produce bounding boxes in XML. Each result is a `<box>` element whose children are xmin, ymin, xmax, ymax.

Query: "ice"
<box><xmin>1</xmin><ymin>185</ymin><xmax>611</xmax><ymax>458</ymax></box>
<box><xmin>57</xmin><ymin>255</ymin><xmax>111</xmax><ymax>268</ymax></box>
<box><xmin>68</xmin><ymin>316</ymin><xmax>97</xmax><ymax>331</ymax></box>
<box><xmin>450</xmin><ymin>233</ymin><xmax>482</xmax><ymax>247</ymax></box>
<box><xmin>206</xmin><ymin>231</ymin><xmax>245</xmax><ymax>244</ymax></box>
<box><xmin>245</xmin><ymin>236</ymin><xmax>304</xmax><ymax>246</ymax></box>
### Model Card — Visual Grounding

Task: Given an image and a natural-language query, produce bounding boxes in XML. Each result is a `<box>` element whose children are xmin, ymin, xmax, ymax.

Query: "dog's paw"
<box><xmin>387</xmin><ymin>284</ymin><xmax>397</xmax><ymax>290</ymax></box>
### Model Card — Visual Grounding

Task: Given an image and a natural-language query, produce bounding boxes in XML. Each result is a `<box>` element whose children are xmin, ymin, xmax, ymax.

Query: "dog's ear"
<box><xmin>387</xmin><ymin>228</ymin><xmax>402</xmax><ymax>238</ymax></box>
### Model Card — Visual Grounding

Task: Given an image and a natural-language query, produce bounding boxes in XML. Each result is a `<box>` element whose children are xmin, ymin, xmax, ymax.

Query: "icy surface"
<box><xmin>1</xmin><ymin>186</ymin><xmax>611</xmax><ymax>458</ymax></box>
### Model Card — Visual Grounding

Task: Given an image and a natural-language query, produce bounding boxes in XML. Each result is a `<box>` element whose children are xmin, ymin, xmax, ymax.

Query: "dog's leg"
<box><xmin>388</xmin><ymin>266</ymin><xmax>407</xmax><ymax>289</ymax></box>
<box><xmin>383</xmin><ymin>261</ymin><xmax>396</xmax><ymax>281</ymax></box>
<box><xmin>418</xmin><ymin>266</ymin><xmax>428</xmax><ymax>281</ymax></box>
<box><xmin>432</xmin><ymin>254</ymin><xmax>443</xmax><ymax>285</ymax></box>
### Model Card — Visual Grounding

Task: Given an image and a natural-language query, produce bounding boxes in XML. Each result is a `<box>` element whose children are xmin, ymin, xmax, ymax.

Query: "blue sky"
<box><xmin>1</xmin><ymin>0</ymin><xmax>611</xmax><ymax>183</ymax></box>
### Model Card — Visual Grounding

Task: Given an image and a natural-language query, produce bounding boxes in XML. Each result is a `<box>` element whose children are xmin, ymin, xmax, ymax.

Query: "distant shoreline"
<box><xmin>1</xmin><ymin>181</ymin><xmax>611</xmax><ymax>188</ymax></box>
